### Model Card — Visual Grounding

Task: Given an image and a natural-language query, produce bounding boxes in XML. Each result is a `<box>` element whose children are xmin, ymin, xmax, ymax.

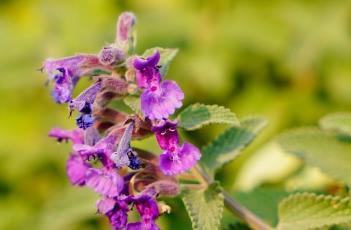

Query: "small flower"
<box><xmin>49</xmin><ymin>127</ymin><xmax>84</xmax><ymax>144</ymax></box>
<box><xmin>69</xmin><ymin>81</ymin><xmax>102</xmax><ymax>114</ymax></box>
<box><xmin>127</xmin><ymin>195</ymin><xmax>160</xmax><ymax>230</ymax></box>
<box><xmin>97</xmin><ymin>197</ymin><xmax>130</xmax><ymax>229</ymax></box>
<box><xmin>76</xmin><ymin>113</ymin><xmax>94</xmax><ymax>129</ymax></box>
<box><xmin>133</xmin><ymin>51</ymin><xmax>161</xmax><ymax>89</ymax></box>
<box><xmin>159</xmin><ymin>143</ymin><xmax>201</xmax><ymax>176</ymax></box>
<box><xmin>152</xmin><ymin>120</ymin><xmax>179</xmax><ymax>151</ymax></box>
<box><xmin>140</xmin><ymin>80</ymin><xmax>184</xmax><ymax>120</ymax></box>
<box><xmin>43</xmin><ymin>54</ymin><xmax>105</xmax><ymax>103</ymax></box>
<box><xmin>85</xmin><ymin>168</ymin><xmax>124</xmax><ymax>197</ymax></box>
<box><xmin>66</xmin><ymin>153</ymin><xmax>91</xmax><ymax>186</ymax></box>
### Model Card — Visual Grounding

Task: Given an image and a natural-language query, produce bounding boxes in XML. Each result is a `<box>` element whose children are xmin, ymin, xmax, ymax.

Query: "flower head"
<box><xmin>134</xmin><ymin>51</ymin><xmax>161</xmax><ymax>89</ymax></box>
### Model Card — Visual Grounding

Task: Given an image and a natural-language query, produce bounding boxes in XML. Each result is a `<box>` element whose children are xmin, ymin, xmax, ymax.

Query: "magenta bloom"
<box><xmin>49</xmin><ymin>128</ymin><xmax>84</xmax><ymax>144</ymax></box>
<box><xmin>141</xmin><ymin>80</ymin><xmax>184</xmax><ymax>120</ymax></box>
<box><xmin>152</xmin><ymin>120</ymin><xmax>179</xmax><ymax>151</ymax></box>
<box><xmin>134</xmin><ymin>51</ymin><xmax>184</xmax><ymax>120</ymax></box>
<box><xmin>85</xmin><ymin>168</ymin><xmax>124</xmax><ymax>197</ymax></box>
<box><xmin>159</xmin><ymin>143</ymin><xmax>201</xmax><ymax>176</ymax></box>
<box><xmin>97</xmin><ymin>197</ymin><xmax>129</xmax><ymax>229</ymax></box>
<box><xmin>66</xmin><ymin>153</ymin><xmax>90</xmax><ymax>185</ymax></box>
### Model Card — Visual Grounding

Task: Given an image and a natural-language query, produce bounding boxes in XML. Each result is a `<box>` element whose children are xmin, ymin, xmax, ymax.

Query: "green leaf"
<box><xmin>182</xmin><ymin>183</ymin><xmax>224</xmax><ymax>230</ymax></box>
<box><xmin>200</xmin><ymin>116</ymin><xmax>267</xmax><ymax>175</ymax></box>
<box><xmin>277</xmin><ymin>128</ymin><xmax>351</xmax><ymax>185</ymax></box>
<box><xmin>320</xmin><ymin>112</ymin><xmax>351</xmax><ymax>136</ymax></box>
<box><xmin>123</xmin><ymin>95</ymin><xmax>142</xmax><ymax>116</ymax></box>
<box><xmin>177</xmin><ymin>103</ymin><xmax>239</xmax><ymax>131</ymax></box>
<box><xmin>142</xmin><ymin>47</ymin><xmax>178</xmax><ymax>77</ymax></box>
<box><xmin>277</xmin><ymin>193</ymin><xmax>351</xmax><ymax>230</ymax></box>
<box><xmin>233</xmin><ymin>187</ymin><xmax>290</xmax><ymax>226</ymax></box>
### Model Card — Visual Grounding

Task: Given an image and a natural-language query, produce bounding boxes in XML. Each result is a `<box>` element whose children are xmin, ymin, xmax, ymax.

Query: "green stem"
<box><xmin>194</xmin><ymin>165</ymin><xmax>272</xmax><ymax>230</ymax></box>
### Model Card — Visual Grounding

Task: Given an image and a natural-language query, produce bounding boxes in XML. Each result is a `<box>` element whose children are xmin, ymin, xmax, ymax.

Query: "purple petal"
<box><xmin>85</xmin><ymin>168</ymin><xmax>124</xmax><ymax>197</ymax></box>
<box><xmin>133</xmin><ymin>51</ymin><xmax>160</xmax><ymax>70</ymax></box>
<box><xmin>49</xmin><ymin>128</ymin><xmax>84</xmax><ymax>144</ymax></box>
<box><xmin>96</xmin><ymin>197</ymin><xmax>116</xmax><ymax>214</ymax></box>
<box><xmin>141</xmin><ymin>80</ymin><xmax>184</xmax><ymax>120</ymax></box>
<box><xmin>133</xmin><ymin>195</ymin><xmax>159</xmax><ymax>221</ymax></box>
<box><xmin>152</xmin><ymin>120</ymin><xmax>179</xmax><ymax>150</ymax></box>
<box><xmin>69</xmin><ymin>81</ymin><xmax>102</xmax><ymax>113</ymax></box>
<box><xmin>159</xmin><ymin>143</ymin><xmax>201</xmax><ymax>176</ymax></box>
<box><xmin>66</xmin><ymin>154</ymin><xmax>90</xmax><ymax>186</ymax></box>
<box><xmin>178</xmin><ymin>143</ymin><xmax>201</xmax><ymax>172</ymax></box>
<box><xmin>76</xmin><ymin>113</ymin><xmax>94</xmax><ymax>129</ymax></box>
<box><xmin>159</xmin><ymin>151</ymin><xmax>183</xmax><ymax>176</ymax></box>
<box><xmin>108</xmin><ymin>209</ymin><xmax>128</xmax><ymax>229</ymax></box>
<box><xmin>98</xmin><ymin>46</ymin><xmax>125</xmax><ymax>65</ymax></box>
<box><xmin>127</xmin><ymin>222</ymin><xmax>159</xmax><ymax>230</ymax></box>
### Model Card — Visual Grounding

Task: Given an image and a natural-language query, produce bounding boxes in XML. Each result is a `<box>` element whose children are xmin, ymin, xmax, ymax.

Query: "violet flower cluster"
<box><xmin>42</xmin><ymin>12</ymin><xmax>201</xmax><ymax>230</ymax></box>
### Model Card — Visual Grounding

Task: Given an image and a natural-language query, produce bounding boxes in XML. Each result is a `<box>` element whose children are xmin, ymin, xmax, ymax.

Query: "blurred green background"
<box><xmin>1</xmin><ymin>0</ymin><xmax>351</xmax><ymax>229</ymax></box>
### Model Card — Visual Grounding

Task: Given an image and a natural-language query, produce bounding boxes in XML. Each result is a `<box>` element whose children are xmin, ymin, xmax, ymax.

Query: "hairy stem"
<box><xmin>194</xmin><ymin>165</ymin><xmax>272</xmax><ymax>230</ymax></box>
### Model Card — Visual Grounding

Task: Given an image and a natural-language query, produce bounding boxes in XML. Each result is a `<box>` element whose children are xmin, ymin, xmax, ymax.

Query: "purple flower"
<box><xmin>43</xmin><ymin>55</ymin><xmax>104</xmax><ymax>103</ymax></box>
<box><xmin>159</xmin><ymin>143</ymin><xmax>201</xmax><ymax>176</ymax></box>
<box><xmin>85</xmin><ymin>168</ymin><xmax>124</xmax><ymax>197</ymax></box>
<box><xmin>76</xmin><ymin>113</ymin><xmax>94</xmax><ymax>129</ymax></box>
<box><xmin>49</xmin><ymin>127</ymin><xmax>84</xmax><ymax>144</ymax></box>
<box><xmin>66</xmin><ymin>153</ymin><xmax>90</xmax><ymax>186</ymax></box>
<box><xmin>97</xmin><ymin>197</ymin><xmax>130</xmax><ymax>229</ymax></box>
<box><xmin>134</xmin><ymin>51</ymin><xmax>161</xmax><ymax>89</ymax></box>
<box><xmin>127</xmin><ymin>195</ymin><xmax>160</xmax><ymax>230</ymax></box>
<box><xmin>98</xmin><ymin>46</ymin><xmax>125</xmax><ymax>66</ymax></box>
<box><xmin>69</xmin><ymin>81</ymin><xmax>102</xmax><ymax>114</ymax></box>
<box><xmin>152</xmin><ymin>120</ymin><xmax>179</xmax><ymax>151</ymax></box>
<box><xmin>140</xmin><ymin>80</ymin><xmax>184</xmax><ymax>120</ymax></box>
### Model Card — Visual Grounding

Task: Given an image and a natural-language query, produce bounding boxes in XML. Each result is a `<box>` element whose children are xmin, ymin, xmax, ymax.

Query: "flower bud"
<box><xmin>98</xmin><ymin>46</ymin><xmax>125</xmax><ymax>66</ymax></box>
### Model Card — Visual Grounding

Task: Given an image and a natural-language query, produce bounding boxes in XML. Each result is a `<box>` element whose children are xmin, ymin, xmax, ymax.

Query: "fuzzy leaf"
<box><xmin>142</xmin><ymin>47</ymin><xmax>178</xmax><ymax>77</ymax></box>
<box><xmin>182</xmin><ymin>183</ymin><xmax>224</xmax><ymax>230</ymax></box>
<box><xmin>277</xmin><ymin>128</ymin><xmax>351</xmax><ymax>185</ymax></box>
<box><xmin>320</xmin><ymin>112</ymin><xmax>351</xmax><ymax>136</ymax></box>
<box><xmin>123</xmin><ymin>95</ymin><xmax>142</xmax><ymax>117</ymax></box>
<box><xmin>200</xmin><ymin>116</ymin><xmax>267</xmax><ymax>175</ymax></box>
<box><xmin>277</xmin><ymin>193</ymin><xmax>351</xmax><ymax>230</ymax></box>
<box><xmin>177</xmin><ymin>104</ymin><xmax>239</xmax><ymax>131</ymax></box>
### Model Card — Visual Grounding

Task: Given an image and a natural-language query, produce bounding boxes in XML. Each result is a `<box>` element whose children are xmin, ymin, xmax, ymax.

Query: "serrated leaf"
<box><xmin>320</xmin><ymin>112</ymin><xmax>351</xmax><ymax>136</ymax></box>
<box><xmin>277</xmin><ymin>193</ymin><xmax>351</xmax><ymax>230</ymax></box>
<box><xmin>177</xmin><ymin>104</ymin><xmax>239</xmax><ymax>131</ymax></box>
<box><xmin>182</xmin><ymin>183</ymin><xmax>224</xmax><ymax>230</ymax></box>
<box><xmin>200</xmin><ymin>116</ymin><xmax>267</xmax><ymax>175</ymax></box>
<box><xmin>277</xmin><ymin>128</ymin><xmax>351</xmax><ymax>185</ymax></box>
<box><xmin>123</xmin><ymin>95</ymin><xmax>142</xmax><ymax>116</ymax></box>
<box><xmin>142</xmin><ymin>47</ymin><xmax>178</xmax><ymax>77</ymax></box>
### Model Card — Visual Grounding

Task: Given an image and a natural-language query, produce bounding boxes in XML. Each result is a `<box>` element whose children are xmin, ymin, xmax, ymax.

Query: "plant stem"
<box><xmin>194</xmin><ymin>165</ymin><xmax>272</xmax><ymax>230</ymax></box>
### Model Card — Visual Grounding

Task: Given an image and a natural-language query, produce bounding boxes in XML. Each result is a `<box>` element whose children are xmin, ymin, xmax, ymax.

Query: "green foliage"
<box><xmin>142</xmin><ymin>47</ymin><xmax>178</xmax><ymax>77</ymax></box>
<box><xmin>177</xmin><ymin>104</ymin><xmax>239</xmax><ymax>131</ymax></box>
<box><xmin>277</xmin><ymin>128</ymin><xmax>351</xmax><ymax>185</ymax></box>
<box><xmin>182</xmin><ymin>183</ymin><xmax>224</xmax><ymax>230</ymax></box>
<box><xmin>277</xmin><ymin>193</ymin><xmax>351</xmax><ymax>230</ymax></box>
<box><xmin>320</xmin><ymin>112</ymin><xmax>351</xmax><ymax>136</ymax></box>
<box><xmin>200</xmin><ymin>116</ymin><xmax>267</xmax><ymax>175</ymax></box>
<box><xmin>233</xmin><ymin>187</ymin><xmax>289</xmax><ymax>226</ymax></box>
<box><xmin>123</xmin><ymin>95</ymin><xmax>142</xmax><ymax>116</ymax></box>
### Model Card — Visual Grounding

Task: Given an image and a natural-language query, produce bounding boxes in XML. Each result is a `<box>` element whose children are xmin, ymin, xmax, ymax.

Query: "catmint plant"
<box><xmin>42</xmin><ymin>11</ymin><xmax>351</xmax><ymax>230</ymax></box>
